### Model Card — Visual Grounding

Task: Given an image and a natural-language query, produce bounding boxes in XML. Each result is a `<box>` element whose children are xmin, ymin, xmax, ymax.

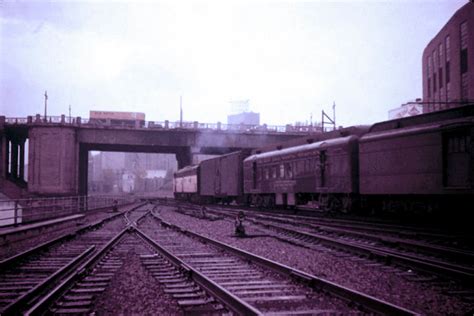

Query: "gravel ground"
<box><xmin>93</xmin><ymin>245</ymin><xmax>183</xmax><ymax>315</ymax></box>
<box><xmin>158</xmin><ymin>206</ymin><xmax>473</xmax><ymax>315</ymax></box>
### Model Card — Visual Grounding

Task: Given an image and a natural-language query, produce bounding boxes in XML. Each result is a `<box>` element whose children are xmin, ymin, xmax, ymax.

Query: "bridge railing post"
<box><xmin>14</xmin><ymin>201</ymin><xmax>18</xmax><ymax>226</ymax></box>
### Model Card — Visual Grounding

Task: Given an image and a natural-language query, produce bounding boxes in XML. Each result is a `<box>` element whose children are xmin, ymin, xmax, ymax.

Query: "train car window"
<box><xmin>285</xmin><ymin>163</ymin><xmax>293</xmax><ymax>178</ymax></box>
<box><xmin>444</xmin><ymin>131</ymin><xmax>471</xmax><ymax>187</ymax></box>
<box><xmin>297</xmin><ymin>160</ymin><xmax>303</xmax><ymax>174</ymax></box>
<box><xmin>279</xmin><ymin>164</ymin><xmax>285</xmax><ymax>178</ymax></box>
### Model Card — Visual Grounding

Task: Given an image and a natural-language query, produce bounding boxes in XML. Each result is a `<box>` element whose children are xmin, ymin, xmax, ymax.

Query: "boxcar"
<box><xmin>173</xmin><ymin>165</ymin><xmax>199</xmax><ymax>201</ymax></box>
<box><xmin>359</xmin><ymin>106</ymin><xmax>474</xmax><ymax>214</ymax></box>
<box><xmin>243</xmin><ymin>135</ymin><xmax>360</xmax><ymax>210</ymax></box>
<box><xmin>199</xmin><ymin>150</ymin><xmax>251</xmax><ymax>204</ymax></box>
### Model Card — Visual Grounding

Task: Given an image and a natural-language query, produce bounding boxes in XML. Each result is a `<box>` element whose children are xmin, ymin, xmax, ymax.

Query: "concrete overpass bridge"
<box><xmin>1</xmin><ymin>115</ymin><xmax>320</xmax><ymax>198</ymax></box>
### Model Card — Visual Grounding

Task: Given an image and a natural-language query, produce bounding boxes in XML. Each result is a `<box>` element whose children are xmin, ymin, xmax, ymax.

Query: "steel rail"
<box><xmin>1</xmin><ymin>246</ymin><xmax>96</xmax><ymax>316</ymax></box>
<box><xmin>248</xmin><ymin>212</ymin><xmax>474</xmax><ymax>260</ymax></box>
<box><xmin>200</xmin><ymin>206</ymin><xmax>474</xmax><ymax>272</ymax></box>
<box><xmin>0</xmin><ymin>206</ymin><xmax>133</xmax><ymax>271</ymax></box>
<box><xmin>134</xmin><ymin>226</ymin><xmax>262</xmax><ymax>316</ymax></box>
<box><xmin>0</xmin><ymin>202</ymin><xmax>146</xmax><ymax>267</ymax></box>
<box><xmin>254</xmin><ymin>220</ymin><xmax>474</xmax><ymax>285</ymax></box>
<box><xmin>24</xmin><ymin>227</ymin><xmax>131</xmax><ymax>316</ymax></box>
<box><xmin>151</xmin><ymin>213</ymin><xmax>417</xmax><ymax>316</ymax></box>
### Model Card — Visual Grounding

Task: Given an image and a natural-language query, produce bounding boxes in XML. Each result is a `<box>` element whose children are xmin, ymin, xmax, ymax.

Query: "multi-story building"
<box><xmin>227</xmin><ymin>112</ymin><xmax>260</xmax><ymax>126</ymax></box>
<box><xmin>422</xmin><ymin>3</ymin><xmax>474</xmax><ymax>113</ymax></box>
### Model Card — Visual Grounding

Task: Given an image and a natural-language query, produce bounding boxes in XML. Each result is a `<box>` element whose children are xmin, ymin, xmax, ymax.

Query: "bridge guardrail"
<box><xmin>0</xmin><ymin>195</ymin><xmax>134</xmax><ymax>227</ymax></box>
<box><xmin>2</xmin><ymin>115</ymin><xmax>329</xmax><ymax>134</ymax></box>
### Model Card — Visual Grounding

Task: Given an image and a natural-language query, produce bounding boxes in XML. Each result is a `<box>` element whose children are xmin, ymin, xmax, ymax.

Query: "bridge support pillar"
<box><xmin>10</xmin><ymin>140</ymin><xmax>18</xmax><ymax>179</ymax></box>
<box><xmin>28</xmin><ymin>127</ymin><xmax>78</xmax><ymax>196</ymax></box>
<box><xmin>176</xmin><ymin>147</ymin><xmax>193</xmax><ymax>169</ymax></box>
<box><xmin>19</xmin><ymin>140</ymin><xmax>26</xmax><ymax>180</ymax></box>
<box><xmin>0</xmin><ymin>130</ymin><xmax>6</xmax><ymax>179</ymax></box>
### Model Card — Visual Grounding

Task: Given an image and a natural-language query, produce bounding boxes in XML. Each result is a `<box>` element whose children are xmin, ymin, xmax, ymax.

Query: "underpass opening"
<box><xmin>82</xmin><ymin>149</ymin><xmax>178</xmax><ymax>199</ymax></box>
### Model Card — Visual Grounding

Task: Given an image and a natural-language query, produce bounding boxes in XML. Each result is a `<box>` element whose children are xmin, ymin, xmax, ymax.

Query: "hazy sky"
<box><xmin>0</xmin><ymin>0</ymin><xmax>468</xmax><ymax>127</ymax></box>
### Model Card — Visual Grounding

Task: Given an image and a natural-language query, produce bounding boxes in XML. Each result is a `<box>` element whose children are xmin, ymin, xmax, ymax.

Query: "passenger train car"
<box><xmin>243</xmin><ymin>136</ymin><xmax>360</xmax><ymax>209</ymax></box>
<box><xmin>174</xmin><ymin>104</ymin><xmax>474</xmax><ymax>215</ymax></box>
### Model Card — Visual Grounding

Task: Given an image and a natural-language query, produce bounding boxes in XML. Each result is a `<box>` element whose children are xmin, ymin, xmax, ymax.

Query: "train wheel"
<box><xmin>328</xmin><ymin>196</ymin><xmax>342</xmax><ymax>213</ymax></box>
<box><xmin>342</xmin><ymin>195</ymin><xmax>353</xmax><ymax>213</ymax></box>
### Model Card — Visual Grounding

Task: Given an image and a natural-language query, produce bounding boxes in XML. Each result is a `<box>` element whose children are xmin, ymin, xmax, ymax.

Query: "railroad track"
<box><xmin>0</xmin><ymin>204</ymin><xmax>145</xmax><ymax>315</ymax></box>
<box><xmin>135</xmin><ymin>211</ymin><xmax>416</xmax><ymax>315</ymax></box>
<box><xmin>206</xmin><ymin>205</ymin><xmax>472</xmax><ymax>249</ymax></box>
<box><xmin>192</xmin><ymin>205</ymin><xmax>474</xmax><ymax>286</ymax></box>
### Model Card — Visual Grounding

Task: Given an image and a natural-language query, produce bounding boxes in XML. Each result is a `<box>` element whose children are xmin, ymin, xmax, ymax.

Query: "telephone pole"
<box><xmin>180</xmin><ymin>95</ymin><xmax>183</xmax><ymax>128</ymax></box>
<box><xmin>44</xmin><ymin>90</ymin><xmax>48</xmax><ymax>121</ymax></box>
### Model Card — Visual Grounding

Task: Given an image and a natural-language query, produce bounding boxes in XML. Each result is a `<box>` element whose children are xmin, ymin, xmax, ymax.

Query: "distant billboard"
<box><xmin>388</xmin><ymin>103</ymin><xmax>423</xmax><ymax>120</ymax></box>
<box><xmin>90</xmin><ymin>111</ymin><xmax>145</xmax><ymax>121</ymax></box>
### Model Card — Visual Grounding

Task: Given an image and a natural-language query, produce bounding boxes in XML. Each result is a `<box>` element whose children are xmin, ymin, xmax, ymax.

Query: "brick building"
<box><xmin>422</xmin><ymin>3</ymin><xmax>474</xmax><ymax>113</ymax></box>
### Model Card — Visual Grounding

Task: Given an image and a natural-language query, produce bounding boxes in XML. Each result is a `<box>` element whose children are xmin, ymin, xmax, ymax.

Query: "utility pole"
<box><xmin>44</xmin><ymin>90</ymin><xmax>48</xmax><ymax>122</ymax></box>
<box><xmin>69</xmin><ymin>104</ymin><xmax>71</xmax><ymax>123</ymax></box>
<box><xmin>180</xmin><ymin>95</ymin><xmax>183</xmax><ymax>128</ymax></box>
<box><xmin>332</xmin><ymin>101</ymin><xmax>336</xmax><ymax>131</ymax></box>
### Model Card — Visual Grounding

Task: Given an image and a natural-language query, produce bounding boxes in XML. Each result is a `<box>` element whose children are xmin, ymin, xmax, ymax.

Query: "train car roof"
<box><xmin>251</xmin><ymin>125</ymin><xmax>370</xmax><ymax>155</ymax></box>
<box><xmin>200</xmin><ymin>149</ymin><xmax>252</xmax><ymax>165</ymax></box>
<box><xmin>244</xmin><ymin>135</ymin><xmax>356</xmax><ymax>162</ymax></box>
<box><xmin>361</xmin><ymin>116</ymin><xmax>474</xmax><ymax>142</ymax></box>
<box><xmin>174</xmin><ymin>164</ymin><xmax>199</xmax><ymax>177</ymax></box>
<box><xmin>369</xmin><ymin>104</ymin><xmax>474</xmax><ymax>133</ymax></box>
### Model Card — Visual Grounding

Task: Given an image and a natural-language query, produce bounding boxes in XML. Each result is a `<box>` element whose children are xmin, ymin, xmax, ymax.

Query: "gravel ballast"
<box><xmin>93</xmin><ymin>247</ymin><xmax>183</xmax><ymax>315</ymax></box>
<box><xmin>158</xmin><ymin>206</ymin><xmax>472</xmax><ymax>315</ymax></box>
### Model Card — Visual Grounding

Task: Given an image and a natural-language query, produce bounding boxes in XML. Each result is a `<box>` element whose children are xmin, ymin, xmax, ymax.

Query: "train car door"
<box><xmin>215</xmin><ymin>163</ymin><xmax>221</xmax><ymax>195</ymax></box>
<box><xmin>319</xmin><ymin>150</ymin><xmax>327</xmax><ymax>187</ymax></box>
<box><xmin>444</xmin><ymin>129</ymin><xmax>472</xmax><ymax>187</ymax></box>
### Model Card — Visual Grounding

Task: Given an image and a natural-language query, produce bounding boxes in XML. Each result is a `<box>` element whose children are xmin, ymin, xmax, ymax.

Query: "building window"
<box><xmin>461</xmin><ymin>49</ymin><xmax>468</xmax><ymax>74</ymax></box>
<box><xmin>279</xmin><ymin>164</ymin><xmax>285</xmax><ymax>178</ymax></box>
<box><xmin>460</xmin><ymin>21</ymin><xmax>468</xmax><ymax>48</ymax></box>
<box><xmin>428</xmin><ymin>55</ymin><xmax>433</xmax><ymax>81</ymax></box>
<box><xmin>446</xmin><ymin>35</ymin><xmax>451</xmax><ymax>61</ymax></box>
<box><xmin>439</xmin><ymin>68</ymin><xmax>443</xmax><ymax>89</ymax></box>
<box><xmin>433</xmin><ymin>74</ymin><xmax>437</xmax><ymax>93</ymax></box>
<box><xmin>428</xmin><ymin>77</ymin><xmax>431</xmax><ymax>98</ymax></box>
<box><xmin>446</xmin><ymin>61</ymin><xmax>450</xmax><ymax>83</ymax></box>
